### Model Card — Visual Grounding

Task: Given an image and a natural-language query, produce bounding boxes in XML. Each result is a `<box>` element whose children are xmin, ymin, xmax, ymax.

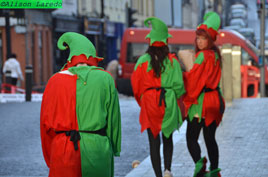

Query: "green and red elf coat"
<box><xmin>131</xmin><ymin>53</ymin><xmax>185</xmax><ymax>138</ymax></box>
<box><xmin>131</xmin><ymin>17</ymin><xmax>185</xmax><ymax>139</ymax></box>
<box><xmin>183</xmin><ymin>12</ymin><xmax>225</xmax><ymax>127</ymax></box>
<box><xmin>183</xmin><ymin>50</ymin><xmax>225</xmax><ymax>126</ymax></box>
<box><xmin>40</xmin><ymin>32</ymin><xmax>121</xmax><ymax>177</ymax></box>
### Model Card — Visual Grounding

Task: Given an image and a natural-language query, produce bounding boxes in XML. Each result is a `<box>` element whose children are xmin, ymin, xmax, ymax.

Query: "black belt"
<box><xmin>56</xmin><ymin>127</ymin><xmax>107</xmax><ymax>151</ymax></box>
<box><xmin>203</xmin><ymin>87</ymin><xmax>225</xmax><ymax>114</ymax></box>
<box><xmin>147</xmin><ymin>87</ymin><xmax>166</xmax><ymax>107</ymax></box>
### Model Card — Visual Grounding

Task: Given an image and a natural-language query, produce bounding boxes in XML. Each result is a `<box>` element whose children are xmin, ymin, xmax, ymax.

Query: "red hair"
<box><xmin>195</xmin><ymin>29</ymin><xmax>214</xmax><ymax>53</ymax></box>
<box><xmin>195</xmin><ymin>28</ymin><xmax>222</xmax><ymax>67</ymax></box>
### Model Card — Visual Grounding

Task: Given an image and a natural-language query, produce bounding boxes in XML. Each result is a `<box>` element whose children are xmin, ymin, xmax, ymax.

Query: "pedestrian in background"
<box><xmin>2</xmin><ymin>53</ymin><xmax>24</xmax><ymax>86</ymax></box>
<box><xmin>183</xmin><ymin>12</ymin><xmax>225</xmax><ymax>177</ymax></box>
<box><xmin>40</xmin><ymin>32</ymin><xmax>121</xmax><ymax>177</ymax></box>
<box><xmin>131</xmin><ymin>17</ymin><xmax>185</xmax><ymax>177</ymax></box>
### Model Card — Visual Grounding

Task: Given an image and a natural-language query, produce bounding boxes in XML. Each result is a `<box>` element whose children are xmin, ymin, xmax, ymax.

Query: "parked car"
<box><xmin>117</xmin><ymin>28</ymin><xmax>261</xmax><ymax>98</ymax></box>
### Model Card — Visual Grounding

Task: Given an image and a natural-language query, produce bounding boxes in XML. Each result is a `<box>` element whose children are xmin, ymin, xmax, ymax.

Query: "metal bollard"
<box><xmin>25</xmin><ymin>65</ymin><xmax>33</xmax><ymax>102</ymax></box>
<box><xmin>5</xmin><ymin>70</ymin><xmax>12</xmax><ymax>84</ymax></box>
<box><xmin>5</xmin><ymin>70</ymin><xmax>12</xmax><ymax>93</ymax></box>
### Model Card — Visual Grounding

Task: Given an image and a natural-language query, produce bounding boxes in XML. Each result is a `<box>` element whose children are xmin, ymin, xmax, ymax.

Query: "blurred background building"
<box><xmin>0</xmin><ymin>0</ymin><xmax>266</xmax><ymax>91</ymax></box>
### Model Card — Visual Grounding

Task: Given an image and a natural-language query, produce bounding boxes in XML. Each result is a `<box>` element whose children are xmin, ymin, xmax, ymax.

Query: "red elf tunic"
<box><xmin>183</xmin><ymin>50</ymin><xmax>225</xmax><ymax>126</ymax></box>
<box><xmin>131</xmin><ymin>53</ymin><xmax>185</xmax><ymax>138</ymax></box>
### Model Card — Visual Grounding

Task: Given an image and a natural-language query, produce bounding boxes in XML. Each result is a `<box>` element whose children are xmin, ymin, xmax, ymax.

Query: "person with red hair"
<box><xmin>183</xmin><ymin>12</ymin><xmax>225</xmax><ymax>177</ymax></box>
<box><xmin>131</xmin><ymin>17</ymin><xmax>185</xmax><ymax>177</ymax></box>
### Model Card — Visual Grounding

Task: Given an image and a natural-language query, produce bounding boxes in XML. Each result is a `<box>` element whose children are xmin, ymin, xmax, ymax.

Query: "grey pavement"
<box><xmin>0</xmin><ymin>102</ymin><xmax>48</xmax><ymax>177</ymax></box>
<box><xmin>126</xmin><ymin>98</ymin><xmax>268</xmax><ymax>177</ymax></box>
<box><xmin>0</xmin><ymin>94</ymin><xmax>149</xmax><ymax>177</ymax></box>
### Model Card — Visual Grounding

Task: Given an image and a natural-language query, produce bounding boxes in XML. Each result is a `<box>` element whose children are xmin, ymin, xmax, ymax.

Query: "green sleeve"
<box><xmin>194</xmin><ymin>52</ymin><xmax>205</xmax><ymax>65</ymax></box>
<box><xmin>106</xmin><ymin>78</ymin><xmax>121</xmax><ymax>157</ymax></box>
<box><xmin>134</xmin><ymin>54</ymin><xmax>151</xmax><ymax>71</ymax></box>
<box><xmin>172</xmin><ymin>59</ymin><xmax>185</xmax><ymax>99</ymax></box>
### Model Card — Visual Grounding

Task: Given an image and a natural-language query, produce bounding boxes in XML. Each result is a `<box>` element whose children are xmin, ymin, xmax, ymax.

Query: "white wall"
<box><xmin>52</xmin><ymin>0</ymin><xmax>77</xmax><ymax>16</ymax></box>
<box><xmin>154</xmin><ymin>0</ymin><xmax>182</xmax><ymax>27</ymax></box>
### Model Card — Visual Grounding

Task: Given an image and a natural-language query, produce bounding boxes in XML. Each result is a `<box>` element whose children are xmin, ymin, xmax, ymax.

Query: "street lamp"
<box><xmin>259</xmin><ymin>0</ymin><xmax>266</xmax><ymax>97</ymax></box>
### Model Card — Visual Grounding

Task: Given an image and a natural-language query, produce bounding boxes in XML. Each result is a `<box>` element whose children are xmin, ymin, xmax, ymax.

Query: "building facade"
<box><xmin>0</xmin><ymin>0</ymin><xmax>221</xmax><ymax>91</ymax></box>
<box><xmin>77</xmin><ymin>0</ymin><xmax>132</xmax><ymax>66</ymax></box>
<box><xmin>52</xmin><ymin>0</ymin><xmax>83</xmax><ymax>72</ymax></box>
<box><xmin>0</xmin><ymin>10</ymin><xmax>53</xmax><ymax>91</ymax></box>
<box><xmin>131</xmin><ymin>0</ymin><xmax>154</xmax><ymax>27</ymax></box>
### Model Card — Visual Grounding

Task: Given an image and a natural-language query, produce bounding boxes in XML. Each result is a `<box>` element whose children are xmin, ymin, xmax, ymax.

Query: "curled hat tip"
<box><xmin>57</xmin><ymin>33</ymin><xmax>70</xmax><ymax>51</ymax></box>
<box><xmin>144</xmin><ymin>17</ymin><xmax>155</xmax><ymax>27</ymax></box>
<box><xmin>58</xmin><ymin>43</ymin><xmax>68</xmax><ymax>50</ymax></box>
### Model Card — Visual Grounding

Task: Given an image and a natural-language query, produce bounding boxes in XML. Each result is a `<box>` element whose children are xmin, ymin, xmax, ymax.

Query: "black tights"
<box><xmin>186</xmin><ymin>118</ymin><xmax>219</xmax><ymax>170</ymax></box>
<box><xmin>147</xmin><ymin>129</ymin><xmax>173</xmax><ymax>177</ymax></box>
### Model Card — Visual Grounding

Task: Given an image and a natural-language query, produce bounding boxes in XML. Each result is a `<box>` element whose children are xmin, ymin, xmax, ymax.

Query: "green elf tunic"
<box><xmin>131</xmin><ymin>53</ymin><xmax>185</xmax><ymax>138</ymax></box>
<box><xmin>183</xmin><ymin>50</ymin><xmax>225</xmax><ymax>126</ymax></box>
<box><xmin>40</xmin><ymin>32</ymin><xmax>121</xmax><ymax>177</ymax></box>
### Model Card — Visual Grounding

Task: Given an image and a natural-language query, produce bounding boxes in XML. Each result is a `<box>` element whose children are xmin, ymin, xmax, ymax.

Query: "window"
<box><xmin>241</xmin><ymin>48</ymin><xmax>250</xmax><ymax>65</ymax></box>
<box><xmin>168</xmin><ymin>44</ymin><xmax>194</xmax><ymax>55</ymax></box>
<box><xmin>127</xmin><ymin>43</ymin><xmax>148</xmax><ymax>63</ymax></box>
<box><xmin>126</xmin><ymin>43</ymin><xmax>194</xmax><ymax>63</ymax></box>
<box><xmin>241</xmin><ymin>48</ymin><xmax>257</xmax><ymax>66</ymax></box>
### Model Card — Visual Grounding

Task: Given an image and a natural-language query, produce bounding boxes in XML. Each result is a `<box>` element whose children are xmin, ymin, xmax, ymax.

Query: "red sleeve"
<box><xmin>131</xmin><ymin>65</ymin><xmax>144</xmax><ymax>106</ymax></box>
<box><xmin>40</xmin><ymin>78</ymin><xmax>56</xmax><ymax>167</ymax></box>
<box><xmin>40</xmin><ymin>73</ymin><xmax>78</xmax><ymax>167</ymax></box>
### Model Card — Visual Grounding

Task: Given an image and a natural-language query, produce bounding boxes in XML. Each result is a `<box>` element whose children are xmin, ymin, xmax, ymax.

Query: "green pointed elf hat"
<box><xmin>197</xmin><ymin>12</ymin><xmax>221</xmax><ymax>40</ymax></box>
<box><xmin>144</xmin><ymin>17</ymin><xmax>172</xmax><ymax>45</ymax></box>
<box><xmin>57</xmin><ymin>32</ymin><xmax>103</xmax><ymax>62</ymax></box>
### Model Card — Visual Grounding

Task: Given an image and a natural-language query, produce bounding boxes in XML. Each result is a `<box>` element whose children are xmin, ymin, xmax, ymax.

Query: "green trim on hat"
<box><xmin>144</xmin><ymin>17</ymin><xmax>172</xmax><ymax>45</ymax></box>
<box><xmin>198</xmin><ymin>12</ymin><xmax>220</xmax><ymax>32</ymax></box>
<box><xmin>57</xmin><ymin>32</ymin><xmax>102</xmax><ymax>62</ymax></box>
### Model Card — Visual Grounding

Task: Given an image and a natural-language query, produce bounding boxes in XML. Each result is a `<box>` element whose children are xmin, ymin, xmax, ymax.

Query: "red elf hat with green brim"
<box><xmin>197</xmin><ymin>12</ymin><xmax>221</xmax><ymax>41</ymax></box>
<box><xmin>144</xmin><ymin>17</ymin><xmax>172</xmax><ymax>46</ymax></box>
<box><xmin>57</xmin><ymin>32</ymin><xmax>104</xmax><ymax>70</ymax></box>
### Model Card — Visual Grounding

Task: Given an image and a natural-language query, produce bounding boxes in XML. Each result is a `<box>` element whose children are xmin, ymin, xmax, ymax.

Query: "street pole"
<box><xmin>125</xmin><ymin>2</ymin><xmax>129</xmax><ymax>27</ymax></box>
<box><xmin>25</xmin><ymin>65</ymin><xmax>32</xmax><ymax>101</ymax></box>
<box><xmin>100</xmin><ymin>0</ymin><xmax>104</xmax><ymax>19</ymax></box>
<box><xmin>4</xmin><ymin>10</ymin><xmax>11</xmax><ymax>57</ymax></box>
<box><xmin>260</xmin><ymin>0</ymin><xmax>266</xmax><ymax>97</ymax></box>
<box><xmin>24</xmin><ymin>11</ymin><xmax>33</xmax><ymax>101</ymax></box>
<box><xmin>171</xmin><ymin>0</ymin><xmax>174</xmax><ymax>27</ymax></box>
<box><xmin>214</xmin><ymin>0</ymin><xmax>218</xmax><ymax>13</ymax></box>
<box><xmin>99</xmin><ymin>0</ymin><xmax>106</xmax><ymax>67</ymax></box>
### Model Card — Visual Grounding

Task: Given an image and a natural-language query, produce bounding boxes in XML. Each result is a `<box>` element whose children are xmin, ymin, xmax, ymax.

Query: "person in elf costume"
<box><xmin>40</xmin><ymin>32</ymin><xmax>121</xmax><ymax>177</ymax></box>
<box><xmin>183</xmin><ymin>12</ymin><xmax>225</xmax><ymax>177</ymax></box>
<box><xmin>131</xmin><ymin>17</ymin><xmax>185</xmax><ymax>177</ymax></box>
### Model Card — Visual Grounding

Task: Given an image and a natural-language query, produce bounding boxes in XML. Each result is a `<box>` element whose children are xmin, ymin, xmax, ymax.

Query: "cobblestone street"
<box><xmin>126</xmin><ymin>98</ymin><xmax>268</xmax><ymax>177</ymax></box>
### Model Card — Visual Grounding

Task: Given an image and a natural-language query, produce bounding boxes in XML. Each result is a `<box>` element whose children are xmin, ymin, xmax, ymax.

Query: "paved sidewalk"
<box><xmin>125</xmin><ymin>98</ymin><xmax>268</xmax><ymax>177</ymax></box>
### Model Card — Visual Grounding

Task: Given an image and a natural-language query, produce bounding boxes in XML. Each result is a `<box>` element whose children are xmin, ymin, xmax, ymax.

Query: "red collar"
<box><xmin>62</xmin><ymin>54</ymin><xmax>102</xmax><ymax>70</ymax></box>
